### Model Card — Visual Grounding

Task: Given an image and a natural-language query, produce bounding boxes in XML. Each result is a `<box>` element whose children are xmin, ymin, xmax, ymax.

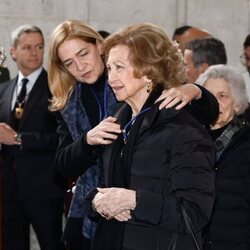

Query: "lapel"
<box><xmin>18</xmin><ymin>69</ymin><xmax>47</xmax><ymax>128</ymax></box>
<box><xmin>0</xmin><ymin>78</ymin><xmax>17</xmax><ymax>123</ymax></box>
<box><xmin>139</xmin><ymin>97</ymin><xmax>180</xmax><ymax>138</ymax></box>
<box><xmin>139</xmin><ymin>103</ymin><xmax>159</xmax><ymax>136</ymax></box>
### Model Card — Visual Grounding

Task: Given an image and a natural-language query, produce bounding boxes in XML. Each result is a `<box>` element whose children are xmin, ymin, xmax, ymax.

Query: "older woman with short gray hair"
<box><xmin>197</xmin><ymin>64</ymin><xmax>249</xmax><ymax>116</ymax></box>
<box><xmin>197</xmin><ymin>64</ymin><xmax>250</xmax><ymax>250</ymax></box>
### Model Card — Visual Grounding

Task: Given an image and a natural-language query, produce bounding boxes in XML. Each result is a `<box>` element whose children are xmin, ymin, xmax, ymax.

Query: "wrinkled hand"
<box><xmin>114</xmin><ymin>210</ymin><xmax>131</xmax><ymax>222</ymax></box>
<box><xmin>156</xmin><ymin>83</ymin><xmax>202</xmax><ymax>110</ymax></box>
<box><xmin>86</xmin><ymin>117</ymin><xmax>121</xmax><ymax>145</ymax></box>
<box><xmin>0</xmin><ymin>123</ymin><xmax>16</xmax><ymax>145</ymax></box>
<box><xmin>92</xmin><ymin>187</ymin><xmax>136</xmax><ymax>220</ymax></box>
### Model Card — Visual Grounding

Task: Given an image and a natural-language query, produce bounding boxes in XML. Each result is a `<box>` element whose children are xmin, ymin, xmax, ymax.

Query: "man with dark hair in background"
<box><xmin>172</xmin><ymin>25</ymin><xmax>192</xmax><ymax>43</ymax></box>
<box><xmin>172</xmin><ymin>25</ymin><xmax>212</xmax><ymax>53</ymax></box>
<box><xmin>183</xmin><ymin>37</ymin><xmax>227</xmax><ymax>83</ymax></box>
<box><xmin>98</xmin><ymin>30</ymin><xmax>110</xmax><ymax>39</ymax></box>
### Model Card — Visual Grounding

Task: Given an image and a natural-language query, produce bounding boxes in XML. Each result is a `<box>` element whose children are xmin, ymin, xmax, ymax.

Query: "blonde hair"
<box><xmin>48</xmin><ymin>19</ymin><xmax>104</xmax><ymax>111</ymax></box>
<box><xmin>104</xmin><ymin>23</ymin><xmax>185</xmax><ymax>90</ymax></box>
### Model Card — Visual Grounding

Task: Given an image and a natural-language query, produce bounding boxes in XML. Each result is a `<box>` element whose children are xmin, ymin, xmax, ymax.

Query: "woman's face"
<box><xmin>107</xmin><ymin>45</ymin><xmax>149</xmax><ymax>112</ymax></box>
<box><xmin>204</xmin><ymin>78</ymin><xmax>239</xmax><ymax>129</ymax></box>
<box><xmin>58</xmin><ymin>38</ymin><xmax>104</xmax><ymax>84</ymax></box>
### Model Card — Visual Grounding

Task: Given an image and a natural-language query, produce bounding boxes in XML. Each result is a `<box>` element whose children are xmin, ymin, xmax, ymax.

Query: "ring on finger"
<box><xmin>105</xmin><ymin>214</ymin><xmax>112</xmax><ymax>220</ymax></box>
<box><xmin>101</xmin><ymin>211</ymin><xmax>108</xmax><ymax>217</ymax></box>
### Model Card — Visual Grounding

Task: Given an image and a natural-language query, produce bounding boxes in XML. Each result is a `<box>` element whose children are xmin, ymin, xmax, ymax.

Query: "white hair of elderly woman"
<box><xmin>196</xmin><ymin>64</ymin><xmax>249</xmax><ymax>115</ymax></box>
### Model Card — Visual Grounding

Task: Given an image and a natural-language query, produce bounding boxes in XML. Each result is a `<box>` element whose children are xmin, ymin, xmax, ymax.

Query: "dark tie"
<box><xmin>13</xmin><ymin>78</ymin><xmax>29</xmax><ymax>122</ymax></box>
<box><xmin>17</xmin><ymin>78</ymin><xmax>29</xmax><ymax>103</ymax></box>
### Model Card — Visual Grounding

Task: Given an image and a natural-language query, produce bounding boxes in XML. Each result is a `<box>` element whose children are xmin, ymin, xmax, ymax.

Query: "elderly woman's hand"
<box><xmin>114</xmin><ymin>210</ymin><xmax>132</xmax><ymax>222</ymax></box>
<box><xmin>156</xmin><ymin>83</ymin><xmax>202</xmax><ymax>110</ymax></box>
<box><xmin>86</xmin><ymin>117</ymin><xmax>121</xmax><ymax>145</ymax></box>
<box><xmin>92</xmin><ymin>187</ymin><xmax>136</xmax><ymax>220</ymax></box>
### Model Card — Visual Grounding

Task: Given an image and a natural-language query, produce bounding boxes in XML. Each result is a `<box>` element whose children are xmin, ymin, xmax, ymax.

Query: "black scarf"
<box><xmin>112</xmin><ymin>88</ymin><xmax>161</xmax><ymax>188</ymax></box>
<box><xmin>213</xmin><ymin>116</ymin><xmax>245</xmax><ymax>160</ymax></box>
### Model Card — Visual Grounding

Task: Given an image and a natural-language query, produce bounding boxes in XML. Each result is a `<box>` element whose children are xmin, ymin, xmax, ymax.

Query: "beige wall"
<box><xmin>0</xmin><ymin>0</ymin><xmax>249</xmax><ymax>77</ymax></box>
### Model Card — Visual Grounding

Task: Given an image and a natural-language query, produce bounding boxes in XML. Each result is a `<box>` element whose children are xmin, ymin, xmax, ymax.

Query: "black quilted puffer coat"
<box><xmin>93</xmin><ymin>89</ymin><xmax>216</xmax><ymax>250</ymax></box>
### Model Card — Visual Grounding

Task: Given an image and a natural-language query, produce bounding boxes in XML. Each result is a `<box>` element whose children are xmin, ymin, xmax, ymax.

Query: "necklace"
<box><xmin>14</xmin><ymin>80</ymin><xmax>29</xmax><ymax>119</ymax></box>
<box><xmin>15</xmin><ymin>102</ymin><xmax>25</xmax><ymax>119</ymax></box>
<box><xmin>122</xmin><ymin>107</ymin><xmax>151</xmax><ymax>143</ymax></box>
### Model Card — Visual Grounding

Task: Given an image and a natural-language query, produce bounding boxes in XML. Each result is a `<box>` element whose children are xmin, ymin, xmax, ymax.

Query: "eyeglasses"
<box><xmin>240</xmin><ymin>54</ymin><xmax>250</xmax><ymax>65</ymax></box>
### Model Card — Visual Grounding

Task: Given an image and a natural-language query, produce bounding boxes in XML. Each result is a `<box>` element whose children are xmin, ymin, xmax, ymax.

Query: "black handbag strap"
<box><xmin>181</xmin><ymin>204</ymin><xmax>201</xmax><ymax>250</ymax></box>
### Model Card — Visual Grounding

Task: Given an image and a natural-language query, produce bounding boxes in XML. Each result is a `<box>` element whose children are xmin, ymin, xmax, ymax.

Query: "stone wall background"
<box><xmin>1</xmin><ymin>0</ymin><xmax>250</xmax><ymax>245</ymax></box>
<box><xmin>0</xmin><ymin>0</ymin><xmax>250</xmax><ymax>78</ymax></box>
<box><xmin>1</xmin><ymin>0</ymin><xmax>249</xmax><ymax>248</ymax></box>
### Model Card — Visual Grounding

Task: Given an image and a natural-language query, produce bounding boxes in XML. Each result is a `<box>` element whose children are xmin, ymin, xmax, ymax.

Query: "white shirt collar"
<box><xmin>18</xmin><ymin>67</ymin><xmax>43</xmax><ymax>86</ymax></box>
<box><xmin>12</xmin><ymin>67</ymin><xmax>43</xmax><ymax>110</ymax></box>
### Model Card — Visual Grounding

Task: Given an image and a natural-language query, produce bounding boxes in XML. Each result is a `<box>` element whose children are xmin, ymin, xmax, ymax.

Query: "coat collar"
<box><xmin>103</xmin><ymin>87</ymin><xmax>182</xmax><ymax>187</ymax></box>
<box><xmin>114</xmin><ymin>89</ymin><xmax>179</xmax><ymax>138</ymax></box>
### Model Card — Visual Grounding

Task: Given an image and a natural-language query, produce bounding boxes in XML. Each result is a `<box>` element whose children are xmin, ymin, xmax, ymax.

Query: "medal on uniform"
<box><xmin>15</xmin><ymin>103</ymin><xmax>24</xmax><ymax>119</ymax></box>
<box><xmin>14</xmin><ymin>77</ymin><xmax>29</xmax><ymax>119</ymax></box>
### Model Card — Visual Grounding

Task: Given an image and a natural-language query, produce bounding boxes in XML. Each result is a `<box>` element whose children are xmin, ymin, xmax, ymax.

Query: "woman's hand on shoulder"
<box><xmin>86</xmin><ymin>116</ymin><xmax>121</xmax><ymax>145</ymax></box>
<box><xmin>156</xmin><ymin>83</ymin><xmax>202</xmax><ymax>110</ymax></box>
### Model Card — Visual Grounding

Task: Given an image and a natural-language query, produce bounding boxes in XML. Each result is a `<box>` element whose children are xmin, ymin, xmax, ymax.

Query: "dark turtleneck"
<box><xmin>81</xmin><ymin>71</ymin><xmax>107</xmax><ymax>128</ymax></box>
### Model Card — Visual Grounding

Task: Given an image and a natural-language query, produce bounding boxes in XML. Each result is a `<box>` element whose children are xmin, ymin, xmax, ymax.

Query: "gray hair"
<box><xmin>185</xmin><ymin>37</ymin><xmax>227</xmax><ymax>68</ymax></box>
<box><xmin>196</xmin><ymin>64</ymin><xmax>249</xmax><ymax>115</ymax></box>
<box><xmin>11</xmin><ymin>24</ymin><xmax>44</xmax><ymax>47</ymax></box>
